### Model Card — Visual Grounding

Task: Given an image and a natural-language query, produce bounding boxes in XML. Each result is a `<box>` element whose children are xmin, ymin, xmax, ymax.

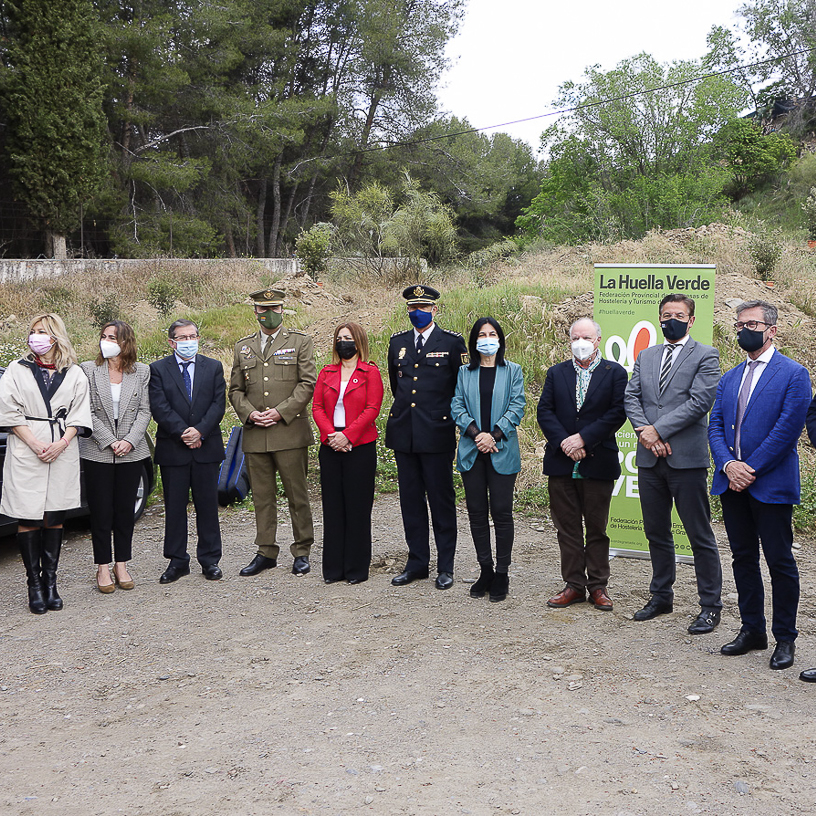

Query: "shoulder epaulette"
<box><xmin>236</xmin><ymin>333</ymin><xmax>255</xmax><ymax>343</ymax></box>
<box><xmin>287</xmin><ymin>329</ymin><xmax>308</xmax><ymax>336</ymax></box>
<box><xmin>390</xmin><ymin>329</ymin><xmax>411</xmax><ymax>339</ymax></box>
<box><xmin>442</xmin><ymin>328</ymin><xmax>463</xmax><ymax>337</ymax></box>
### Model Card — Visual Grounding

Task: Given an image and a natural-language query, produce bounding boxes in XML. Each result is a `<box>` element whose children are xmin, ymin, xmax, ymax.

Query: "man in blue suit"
<box><xmin>150</xmin><ymin>319</ymin><xmax>226</xmax><ymax>584</ymax></box>
<box><xmin>709</xmin><ymin>300</ymin><xmax>811</xmax><ymax>671</ymax></box>
<box><xmin>538</xmin><ymin>318</ymin><xmax>628</xmax><ymax>611</ymax></box>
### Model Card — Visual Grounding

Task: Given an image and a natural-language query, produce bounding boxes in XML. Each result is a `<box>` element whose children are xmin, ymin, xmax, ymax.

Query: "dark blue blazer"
<box><xmin>709</xmin><ymin>350</ymin><xmax>811</xmax><ymax>504</ymax></box>
<box><xmin>149</xmin><ymin>354</ymin><xmax>226</xmax><ymax>466</ymax></box>
<box><xmin>537</xmin><ymin>357</ymin><xmax>628</xmax><ymax>480</ymax></box>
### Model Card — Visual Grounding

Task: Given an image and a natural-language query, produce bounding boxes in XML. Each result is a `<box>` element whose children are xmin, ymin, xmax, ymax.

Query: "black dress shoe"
<box><xmin>391</xmin><ymin>569</ymin><xmax>429</xmax><ymax>586</ymax></box>
<box><xmin>633</xmin><ymin>597</ymin><xmax>673</xmax><ymax>621</ymax></box>
<box><xmin>292</xmin><ymin>556</ymin><xmax>310</xmax><ymax>575</ymax></box>
<box><xmin>688</xmin><ymin>609</ymin><xmax>721</xmax><ymax>635</ymax></box>
<box><xmin>159</xmin><ymin>565</ymin><xmax>190</xmax><ymax>584</ymax></box>
<box><xmin>799</xmin><ymin>667</ymin><xmax>816</xmax><ymax>683</ymax></box>
<box><xmin>239</xmin><ymin>554</ymin><xmax>277</xmax><ymax>576</ymax></box>
<box><xmin>347</xmin><ymin>577</ymin><xmax>367</xmax><ymax>585</ymax></box>
<box><xmin>435</xmin><ymin>572</ymin><xmax>454</xmax><ymax>590</ymax></box>
<box><xmin>769</xmin><ymin>640</ymin><xmax>795</xmax><ymax>670</ymax></box>
<box><xmin>721</xmin><ymin>630</ymin><xmax>768</xmax><ymax>655</ymax></box>
<box><xmin>202</xmin><ymin>564</ymin><xmax>222</xmax><ymax>581</ymax></box>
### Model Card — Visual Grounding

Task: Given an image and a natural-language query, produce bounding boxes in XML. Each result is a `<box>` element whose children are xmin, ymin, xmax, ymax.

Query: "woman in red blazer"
<box><xmin>312</xmin><ymin>322</ymin><xmax>384</xmax><ymax>583</ymax></box>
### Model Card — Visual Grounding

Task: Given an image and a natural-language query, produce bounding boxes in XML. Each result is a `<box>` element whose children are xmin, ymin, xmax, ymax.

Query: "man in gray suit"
<box><xmin>624</xmin><ymin>294</ymin><xmax>723</xmax><ymax>634</ymax></box>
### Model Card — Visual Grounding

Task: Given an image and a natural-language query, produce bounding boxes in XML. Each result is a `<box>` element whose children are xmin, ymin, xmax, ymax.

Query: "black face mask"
<box><xmin>336</xmin><ymin>340</ymin><xmax>357</xmax><ymax>360</ymax></box>
<box><xmin>737</xmin><ymin>327</ymin><xmax>766</xmax><ymax>353</ymax></box>
<box><xmin>660</xmin><ymin>319</ymin><xmax>689</xmax><ymax>343</ymax></box>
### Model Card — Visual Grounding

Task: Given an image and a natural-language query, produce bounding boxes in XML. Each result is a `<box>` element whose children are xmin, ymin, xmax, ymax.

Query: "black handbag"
<box><xmin>217</xmin><ymin>426</ymin><xmax>250</xmax><ymax>506</ymax></box>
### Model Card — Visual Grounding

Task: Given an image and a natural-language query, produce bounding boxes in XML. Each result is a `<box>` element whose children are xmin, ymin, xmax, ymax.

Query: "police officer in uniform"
<box><xmin>386</xmin><ymin>285</ymin><xmax>468</xmax><ymax>589</ymax></box>
<box><xmin>229</xmin><ymin>289</ymin><xmax>317</xmax><ymax>576</ymax></box>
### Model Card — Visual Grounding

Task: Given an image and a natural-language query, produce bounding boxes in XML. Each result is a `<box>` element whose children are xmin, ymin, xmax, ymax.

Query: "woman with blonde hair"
<box><xmin>0</xmin><ymin>314</ymin><xmax>92</xmax><ymax>614</ymax></box>
<box><xmin>312</xmin><ymin>322</ymin><xmax>383</xmax><ymax>583</ymax></box>
<box><xmin>80</xmin><ymin>321</ymin><xmax>151</xmax><ymax>593</ymax></box>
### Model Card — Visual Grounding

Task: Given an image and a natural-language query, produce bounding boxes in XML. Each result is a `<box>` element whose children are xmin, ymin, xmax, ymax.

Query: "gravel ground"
<box><xmin>1</xmin><ymin>494</ymin><xmax>815</xmax><ymax>816</ymax></box>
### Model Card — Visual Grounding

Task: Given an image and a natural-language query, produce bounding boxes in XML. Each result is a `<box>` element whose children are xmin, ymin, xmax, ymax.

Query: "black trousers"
<box><xmin>160</xmin><ymin>462</ymin><xmax>222</xmax><ymax>569</ymax></box>
<box><xmin>638</xmin><ymin>460</ymin><xmax>722</xmax><ymax>611</ymax></box>
<box><xmin>84</xmin><ymin>458</ymin><xmax>145</xmax><ymax>564</ymax></box>
<box><xmin>395</xmin><ymin>450</ymin><xmax>457</xmax><ymax>574</ymax></box>
<box><xmin>460</xmin><ymin>453</ymin><xmax>516</xmax><ymax>572</ymax></box>
<box><xmin>720</xmin><ymin>489</ymin><xmax>799</xmax><ymax>642</ymax></box>
<box><xmin>319</xmin><ymin>441</ymin><xmax>377</xmax><ymax>582</ymax></box>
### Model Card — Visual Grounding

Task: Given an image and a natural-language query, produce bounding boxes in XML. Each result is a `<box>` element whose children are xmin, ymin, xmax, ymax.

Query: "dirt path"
<box><xmin>1</xmin><ymin>495</ymin><xmax>815</xmax><ymax>816</ymax></box>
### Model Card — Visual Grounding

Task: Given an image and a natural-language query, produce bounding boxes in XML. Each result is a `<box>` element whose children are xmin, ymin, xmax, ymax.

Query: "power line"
<box><xmin>355</xmin><ymin>47</ymin><xmax>816</xmax><ymax>154</ymax></box>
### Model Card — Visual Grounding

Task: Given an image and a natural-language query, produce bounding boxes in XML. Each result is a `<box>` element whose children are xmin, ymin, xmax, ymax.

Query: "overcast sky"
<box><xmin>437</xmin><ymin>0</ymin><xmax>745</xmax><ymax>150</ymax></box>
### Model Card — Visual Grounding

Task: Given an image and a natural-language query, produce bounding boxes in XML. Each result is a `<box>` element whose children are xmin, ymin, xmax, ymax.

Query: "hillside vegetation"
<box><xmin>2</xmin><ymin>223</ymin><xmax>815</xmax><ymax>528</ymax></box>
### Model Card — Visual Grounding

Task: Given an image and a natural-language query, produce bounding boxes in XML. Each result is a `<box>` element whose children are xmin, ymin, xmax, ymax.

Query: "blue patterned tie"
<box><xmin>734</xmin><ymin>360</ymin><xmax>760</xmax><ymax>458</ymax></box>
<box><xmin>181</xmin><ymin>362</ymin><xmax>192</xmax><ymax>400</ymax></box>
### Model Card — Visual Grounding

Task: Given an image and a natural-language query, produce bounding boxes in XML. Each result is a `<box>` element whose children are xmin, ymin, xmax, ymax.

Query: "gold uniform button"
<box><xmin>264</xmin><ymin>362</ymin><xmax>269</xmax><ymax>367</ymax></box>
<box><xmin>411</xmin><ymin>403</ymin><xmax>416</xmax><ymax>407</ymax></box>
<box><xmin>264</xmin><ymin>391</ymin><xmax>269</xmax><ymax>396</ymax></box>
<box><xmin>435</xmin><ymin>362</ymin><xmax>439</xmax><ymax>366</ymax></box>
<box><xmin>412</xmin><ymin>389</ymin><xmax>416</xmax><ymax>394</ymax></box>
<box><xmin>414</xmin><ymin>364</ymin><xmax>419</xmax><ymax>368</ymax></box>
<box><xmin>443</xmin><ymin>416</ymin><xmax>447</xmax><ymax>420</ymax></box>
<box><xmin>264</xmin><ymin>377</ymin><xmax>268</xmax><ymax>381</ymax></box>
<box><xmin>413</xmin><ymin>377</ymin><xmax>418</xmax><ymax>381</ymax></box>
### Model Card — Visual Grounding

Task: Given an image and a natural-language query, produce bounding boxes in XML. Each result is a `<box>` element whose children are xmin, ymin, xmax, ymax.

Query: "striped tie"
<box><xmin>658</xmin><ymin>344</ymin><xmax>678</xmax><ymax>393</ymax></box>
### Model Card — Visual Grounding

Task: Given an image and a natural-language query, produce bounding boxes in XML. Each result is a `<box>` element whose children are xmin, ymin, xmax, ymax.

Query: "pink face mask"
<box><xmin>28</xmin><ymin>334</ymin><xmax>54</xmax><ymax>356</ymax></box>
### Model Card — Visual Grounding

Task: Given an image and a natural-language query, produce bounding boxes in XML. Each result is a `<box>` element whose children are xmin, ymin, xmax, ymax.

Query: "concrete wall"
<box><xmin>0</xmin><ymin>258</ymin><xmax>299</xmax><ymax>285</ymax></box>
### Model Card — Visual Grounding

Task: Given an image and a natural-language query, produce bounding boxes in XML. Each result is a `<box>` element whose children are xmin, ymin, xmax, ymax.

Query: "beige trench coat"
<box><xmin>0</xmin><ymin>358</ymin><xmax>92</xmax><ymax>519</ymax></box>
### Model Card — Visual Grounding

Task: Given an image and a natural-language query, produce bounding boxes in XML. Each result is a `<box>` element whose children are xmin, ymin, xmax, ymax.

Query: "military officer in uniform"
<box><xmin>386</xmin><ymin>284</ymin><xmax>468</xmax><ymax>589</ymax></box>
<box><xmin>229</xmin><ymin>288</ymin><xmax>317</xmax><ymax>576</ymax></box>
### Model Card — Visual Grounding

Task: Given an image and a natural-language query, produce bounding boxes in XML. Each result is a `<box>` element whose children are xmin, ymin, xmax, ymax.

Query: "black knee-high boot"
<box><xmin>18</xmin><ymin>529</ymin><xmax>47</xmax><ymax>614</ymax></box>
<box><xmin>41</xmin><ymin>527</ymin><xmax>64</xmax><ymax>611</ymax></box>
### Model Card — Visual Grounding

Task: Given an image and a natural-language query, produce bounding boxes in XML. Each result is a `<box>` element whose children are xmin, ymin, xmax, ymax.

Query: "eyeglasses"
<box><xmin>173</xmin><ymin>333</ymin><xmax>199</xmax><ymax>341</ymax></box>
<box><xmin>734</xmin><ymin>320</ymin><xmax>771</xmax><ymax>331</ymax></box>
<box><xmin>660</xmin><ymin>313</ymin><xmax>690</xmax><ymax>322</ymax></box>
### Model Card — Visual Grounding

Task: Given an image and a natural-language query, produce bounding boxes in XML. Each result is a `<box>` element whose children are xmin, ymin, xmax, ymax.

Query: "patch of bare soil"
<box><xmin>1</xmin><ymin>495</ymin><xmax>815</xmax><ymax>816</ymax></box>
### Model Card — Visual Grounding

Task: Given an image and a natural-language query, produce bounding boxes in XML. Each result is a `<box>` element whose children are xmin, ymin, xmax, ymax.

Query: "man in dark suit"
<box><xmin>538</xmin><ymin>318</ymin><xmax>628</xmax><ymax>611</ymax></box>
<box><xmin>624</xmin><ymin>293</ymin><xmax>723</xmax><ymax>634</ymax></box>
<box><xmin>386</xmin><ymin>284</ymin><xmax>468</xmax><ymax>589</ymax></box>
<box><xmin>149</xmin><ymin>319</ymin><xmax>226</xmax><ymax>583</ymax></box>
<box><xmin>709</xmin><ymin>300</ymin><xmax>811</xmax><ymax>671</ymax></box>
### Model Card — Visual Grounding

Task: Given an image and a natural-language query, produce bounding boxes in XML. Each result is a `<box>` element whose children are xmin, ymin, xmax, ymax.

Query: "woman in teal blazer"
<box><xmin>451</xmin><ymin>317</ymin><xmax>525</xmax><ymax>602</ymax></box>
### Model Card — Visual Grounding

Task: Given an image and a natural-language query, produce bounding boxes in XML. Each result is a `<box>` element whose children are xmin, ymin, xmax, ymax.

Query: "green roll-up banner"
<box><xmin>594</xmin><ymin>264</ymin><xmax>716</xmax><ymax>559</ymax></box>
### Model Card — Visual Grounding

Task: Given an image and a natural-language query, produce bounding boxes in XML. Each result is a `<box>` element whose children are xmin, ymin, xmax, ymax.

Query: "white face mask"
<box><xmin>571</xmin><ymin>338</ymin><xmax>596</xmax><ymax>361</ymax></box>
<box><xmin>100</xmin><ymin>340</ymin><xmax>121</xmax><ymax>359</ymax></box>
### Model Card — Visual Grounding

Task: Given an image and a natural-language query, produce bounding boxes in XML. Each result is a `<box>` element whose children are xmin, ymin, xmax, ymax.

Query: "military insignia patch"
<box><xmin>398</xmin><ymin>347</ymin><xmax>406</xmax><ymax>359</ymax></box>
<box><xmin>413</xmin><ymin>286</ymin><xmax>425</xmax><ymax>298</ymax></box>
<box><xmin>241</xmin><ymin>345</ymin><xmax>254</xmax><ymax>358</ymax></box>
<box><xmin>461</xmin><ymin>353</ymin><xmax>469</xmax><ymax>365</ymax></box>
<box><xmin>264</xmin><ymin>290</ymin><xmax>274</xmax><ymax>299</ymax></box>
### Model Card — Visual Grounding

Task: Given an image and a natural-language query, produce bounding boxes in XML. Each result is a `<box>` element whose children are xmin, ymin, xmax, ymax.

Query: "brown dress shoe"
<box><xmin>590</xmin><ymin>588</ymin><xmax>613</xmax><ymax>611</ymax></box>
<box><xmin>547</xmin><ymin>586</ymin><xmax>585</xmax><ymax>608</ymax></box>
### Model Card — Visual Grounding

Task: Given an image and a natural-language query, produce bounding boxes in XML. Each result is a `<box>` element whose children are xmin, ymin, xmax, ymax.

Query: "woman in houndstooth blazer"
<box><xmin>80</xmin><ymin>321</ymin><xmax>152</xmax><ymax>593</ymax></box>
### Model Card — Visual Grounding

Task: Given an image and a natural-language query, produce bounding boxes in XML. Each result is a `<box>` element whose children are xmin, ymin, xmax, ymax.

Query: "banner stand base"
<box><xmin>610</xmin><ymin>548</ymin><xmax>694</xmax><ymax>565</ymax></box>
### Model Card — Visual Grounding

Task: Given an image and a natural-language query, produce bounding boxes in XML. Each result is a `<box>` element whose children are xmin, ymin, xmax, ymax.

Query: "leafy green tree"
<box><xmin>517</xmin><ymin>54</ymin><xmax>747</xmax><ymax>243</ymax></box>
<box><xmin>713</xmin><ymin>119</ymin><xmax>797</xmax><ymax>200</ymax></box>
<box><xmin>1</xmin><ymin>0</ymin><xmax>108</xmax><ymax>257</ymax></box>
<box><xmin>331</xmin><ymin>173</ymin><xmax>457</xmax><ymax>272</ymax></box>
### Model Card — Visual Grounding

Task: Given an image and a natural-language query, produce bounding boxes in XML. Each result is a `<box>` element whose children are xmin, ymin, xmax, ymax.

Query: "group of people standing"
<box><xmin>2</xmin><ymin>287</ymin><xmax>816</xmax><ymax>682</ymax></box>
<box><xmin>538</xmin><ymin>294</ymin><xmax>816</xmax><ymax>683</ymax></box>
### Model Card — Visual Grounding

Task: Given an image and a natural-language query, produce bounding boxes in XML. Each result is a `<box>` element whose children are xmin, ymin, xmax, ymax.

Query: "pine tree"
<box><xmin>2</xmin><ymin>0</ymin><xmax>108</xmax><ymax>257</ymax></box>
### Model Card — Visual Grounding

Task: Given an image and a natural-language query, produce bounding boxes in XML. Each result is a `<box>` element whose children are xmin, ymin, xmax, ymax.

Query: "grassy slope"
<box><xmin>2</xmin><ymin>229</ymin><xmax>815</xmax><ymax>529</ymax></box>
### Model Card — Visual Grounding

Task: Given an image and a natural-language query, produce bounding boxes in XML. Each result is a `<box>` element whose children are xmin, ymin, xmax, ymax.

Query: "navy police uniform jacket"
<box><xmin>385</xmin><ymin>326</ymin><xmax>468</xmax><ymax>454</ymax></box>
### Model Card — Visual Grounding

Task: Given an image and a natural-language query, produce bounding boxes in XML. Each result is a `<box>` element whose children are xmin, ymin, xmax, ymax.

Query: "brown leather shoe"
<box><xmin>590</xmin><ymin>588</ymin><xmax>613</xmax><ymax>611</ymax></box>
<box><xmin>547</xmin><ymin>586</ymin><xmax>585</xmax><ymax>608</ymax></box>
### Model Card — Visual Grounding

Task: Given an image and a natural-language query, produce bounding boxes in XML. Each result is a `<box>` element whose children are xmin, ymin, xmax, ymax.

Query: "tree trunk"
<box><xmin>256</xmin><ymin>176</ymin><xmax>268</xmax><ymax>257</ymax></box>
<box><xmin>225</xmin><ymin>222</ymin><xmax>236</xmax><ymax>258</ymax></box>
<box><xmin>349</xmin><ymin>88</ymin><xmax>384</xmax><ymax>189</ymax></box>
<box><xmin>279</xmin><ymin>180</ymin><xmax>299</xmax><ymax>251</ymax></box>
<box><xmin>45</xmin><ymin>230</ymin><xmax>67</xmax><ymax>259</ymax></box>
<box><xmin>267</xmin><ymin>155</ymin><xmax>283</xmax><ymax>257</ymax></box>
